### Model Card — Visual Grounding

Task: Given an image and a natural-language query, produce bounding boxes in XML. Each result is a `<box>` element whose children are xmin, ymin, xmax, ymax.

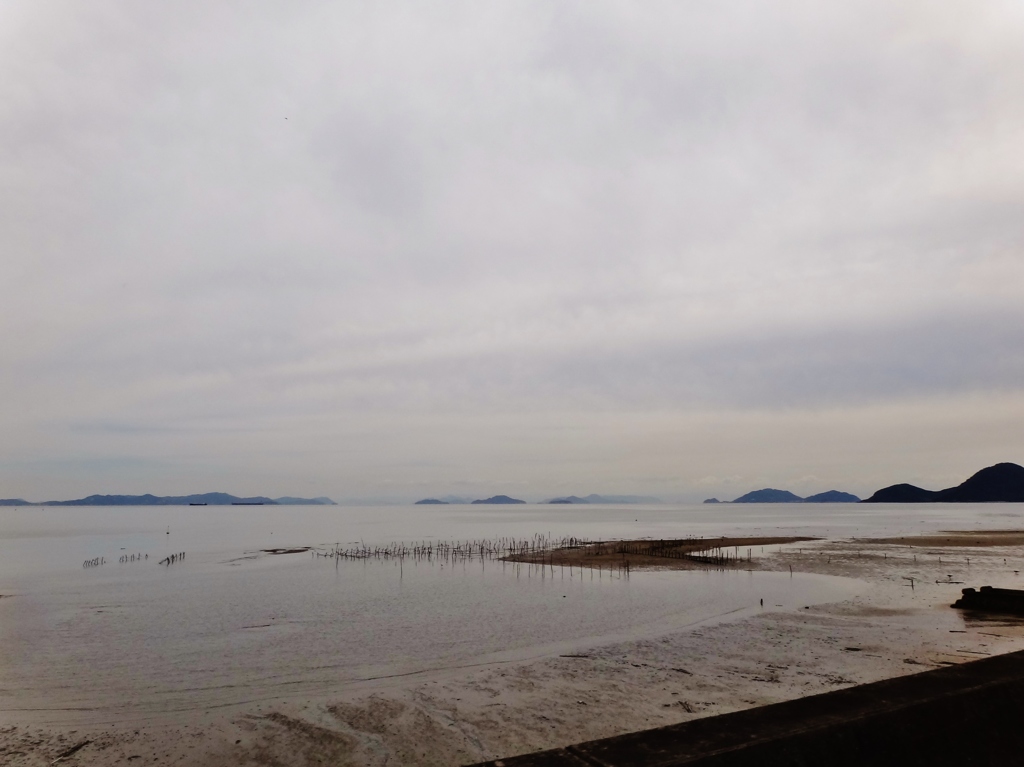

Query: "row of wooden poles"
<box><xmin>159</xmin><ymin>551</ymin><xmax>185</xmax><ymax>566</ymax></box>
<box><xmin>512</xmin><ymin>553</ymin><xmax>633</xmax><ymax>578</ymax></box>
<box><xmin>85</xmin><ymin>552</ymin><xmax>185</xmax><ymax>567</ymax></box>
<box><xmin>310</xmin><ymin>535</ymin><xmax>749</xmax><ymax>571</ymax></box>
<box><xmin>312</xmin><ymin>534</ymin><xmax>585</xmax><ymax>563</ymax></box>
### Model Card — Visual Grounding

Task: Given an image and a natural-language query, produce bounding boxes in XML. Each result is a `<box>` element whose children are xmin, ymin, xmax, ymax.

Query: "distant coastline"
<box><xmin>0</xmin><ymin>493</ymin><xmax>336</xmax><ymax>507</ymax></box>
<box><xmin>413</xmin><ymin>493</ymin><xmax>661</xmax><ymax>505</ymax></box>
<box><xmin>6</xmin><ymin>462</ymin><xmax>1021</xmax><ymax>508</ymax></box>
<box><xmin>545</xmin><ymin>494</ymin><xmax>661</xmax><ymax>505</ymax></box>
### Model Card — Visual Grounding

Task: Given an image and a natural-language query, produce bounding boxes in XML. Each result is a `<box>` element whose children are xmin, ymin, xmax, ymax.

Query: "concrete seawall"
<box><xmin>471</xmin><ymin>649</ymin><xmax>1024</xmax><ymax>766</ymax></box>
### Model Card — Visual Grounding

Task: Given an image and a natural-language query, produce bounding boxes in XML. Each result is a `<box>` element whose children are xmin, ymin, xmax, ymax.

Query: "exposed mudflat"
<box><xmin>504</xmin><ymin>536</ymin><xmax>817</xmax><ymax>570</ymax></box>
<box><xmin>868</xmin><ymin>529</ymin><xmax>1024</xmax><ymax>547</ymax></box>
<box><xmin>5</xmin><ymin>532</ymin><xmax>1024</xmax><ymax>766</ymax></box>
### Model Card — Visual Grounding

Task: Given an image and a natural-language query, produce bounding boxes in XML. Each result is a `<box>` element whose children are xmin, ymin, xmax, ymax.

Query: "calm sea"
<box><xmin>1</xmin><ymin>502</ymin><xmax>1020</xmax><ymax>724</ymax></box>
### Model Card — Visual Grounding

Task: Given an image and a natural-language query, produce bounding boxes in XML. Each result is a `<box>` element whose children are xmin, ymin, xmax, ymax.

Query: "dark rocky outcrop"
<box><xmin>702</xmin><ymin>498</ymin><xmax>721</xmax><ymax>504</ymax></box>
<box><xmin>953</xmin><ymin>586</ymin><xmax>1024</xmax><ymax>615</ymax></box>
<box><xmin>863</xmin><ymin>462</ymin><xmax>1024</xmax><ymax>503</ymax></box>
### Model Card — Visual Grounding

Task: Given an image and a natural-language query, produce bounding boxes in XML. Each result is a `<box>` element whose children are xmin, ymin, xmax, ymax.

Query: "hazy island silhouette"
<box><xmin>0</xmin><ymin>493</ymin><xmax>336</xmax><ymax>506</ymax></box>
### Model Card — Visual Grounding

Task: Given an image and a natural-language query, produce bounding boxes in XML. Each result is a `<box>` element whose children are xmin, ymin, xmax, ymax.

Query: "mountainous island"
<box><xmin>414</xmin><ymin>498</ymin><xmax>449</xmax><ymax>505</ymax></box>
<box><xmin>725</xmin><ymin>489</ymin><xmax>861</xmax><ymax>503</ymax></box>
<box><xmin>732</xmin><ymin>489</ymin><xmax>805</xmax><ymax>503</ymax></box>
<box><xmin>863</xmin><ymin>462</ymin><xmax>1024</xmax><ymax>503</ymax></box>
<box><xmin>0</xmin><ymin>493</ymin><xmax>336</xmax><ymax>506</ymax></box>
<box><xmin>470</xmin><ymin>495</ymin><xmax>526</xmax><ymax>505</ymax></box>
<box><xmin>804</xmin><ymin>490</ymin><xmax>861</xmax><ymax>503</ymax></box>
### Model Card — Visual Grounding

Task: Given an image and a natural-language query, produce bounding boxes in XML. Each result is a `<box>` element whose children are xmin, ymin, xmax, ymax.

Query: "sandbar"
<box><xmin>504</xmin><ymin>536</ymin><xmax>817</xmax><ymax>570</ymax></box>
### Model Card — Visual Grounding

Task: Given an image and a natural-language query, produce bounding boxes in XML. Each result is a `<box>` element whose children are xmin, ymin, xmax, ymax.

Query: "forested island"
<box><xmin>863</xmin><ymin>462</ymin><xmax>1024</xmax><ymax>503</ymax></box>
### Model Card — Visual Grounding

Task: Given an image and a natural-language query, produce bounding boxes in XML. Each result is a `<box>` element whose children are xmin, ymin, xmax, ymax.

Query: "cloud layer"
<box><xmin>2</xmin><ymin>1</ymin><xmax>1023</xmax><ymax>501</ymax></box>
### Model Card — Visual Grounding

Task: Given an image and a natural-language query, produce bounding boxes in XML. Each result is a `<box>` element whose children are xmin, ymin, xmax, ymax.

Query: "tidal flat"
<box><xmin>3</xmin><ymin>504</ymin><xmax>1024</xmax><ymax>765</ymax></box>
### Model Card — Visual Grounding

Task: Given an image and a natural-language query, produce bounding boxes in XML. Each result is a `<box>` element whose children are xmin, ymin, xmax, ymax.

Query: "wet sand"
<box><xmin>5</xmin><ymin>531</ymin><xmax>1024</xmax><ymax>766</ymax></box>
<box><xmin>504</xmin><ymin>536</ymin><xmax>817</xmax><ymax>570</ymax></box>
<box><xmin>867</xmin><ymin>530</ymin><xmax>1024</xmax><ymax>548</ymax></box>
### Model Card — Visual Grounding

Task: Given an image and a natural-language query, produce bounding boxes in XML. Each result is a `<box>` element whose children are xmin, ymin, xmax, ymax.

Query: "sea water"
<box><xmin>1</xmin><ymin>502</ymin><xmax>1020</xmax><ymax>723</ymax></box>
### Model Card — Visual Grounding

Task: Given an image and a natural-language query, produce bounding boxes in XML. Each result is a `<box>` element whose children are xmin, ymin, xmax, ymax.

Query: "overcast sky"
<box><xmin>2</xmin><ymin>1</ymin><xmax>1023</xmax><ymax>503</ymax></box>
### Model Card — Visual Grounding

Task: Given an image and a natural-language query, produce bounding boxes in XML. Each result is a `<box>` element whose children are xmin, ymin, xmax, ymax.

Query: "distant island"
<box><xmin>863</xmin><ymin>462</ymin><xmax>1024</xmax><ymax>503</ymax></box>
<box><xmin>729</xmin><ymin>489</ymin><xmax>860</xmax><ymax>503</ymax></box>
<box><xmin>732</xmin><ymin>489</ymin><xmax>805</xmax><ymax>503</ymax></box>
<box><xmin>0</xmin><ymin>493</ymin><xmax>336</xmax><ymax>506</ymax></box>
<box><xmin>803</xmin><ymin>490</ymin><xmax>860</xmax><ymax>503</ymax></box>
<box><xmin>703</xmin><ymin>498</ymin><xmax>721</xmax><ymax>504</ymax></box>
<box><xmin>413</xmin><ymin>493</ymin><xmax>661</xmax><ymax>505</ymax></box>
<box><xmin>545</xmin><ymin>494</ymin><xmax>661</xmax><ymax>504</ymax></box>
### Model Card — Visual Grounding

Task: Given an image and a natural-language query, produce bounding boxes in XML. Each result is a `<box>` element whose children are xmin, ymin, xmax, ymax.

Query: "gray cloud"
<box><xmin>2</xmin><ymin>1</ymin><xmax>1023</xmax><ymax>500</ymax></box>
